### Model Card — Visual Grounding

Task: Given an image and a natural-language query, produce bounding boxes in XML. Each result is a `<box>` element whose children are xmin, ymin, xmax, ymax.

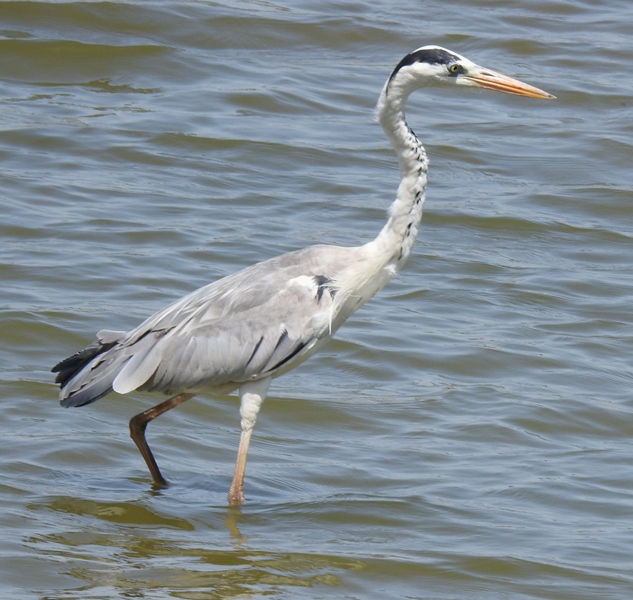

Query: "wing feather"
<box><xmin>56</xmin><ymin>244</ymin><xmax>359</xmax><ymax>404</ymax></box>
<box><xmin>112</xmin><ymin>333</ymin><xmax>164</xmax><ymax>394</ymax></box>
<box><xmin>139</xmin><ymin>272</ymin><xmax>335</xmax><ymax>393</ymax></box>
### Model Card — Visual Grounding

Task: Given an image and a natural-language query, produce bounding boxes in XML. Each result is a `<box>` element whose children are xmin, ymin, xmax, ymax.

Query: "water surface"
<box><xmin>2</xmin><ymin>1</ymin><xmax>633</xmax><ymax>598</ymax></box>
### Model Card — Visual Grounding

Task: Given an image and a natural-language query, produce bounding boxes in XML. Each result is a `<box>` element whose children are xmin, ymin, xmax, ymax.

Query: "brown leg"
<box><xmin>129</xmin><ymin>392</ymin><xmax>195</xmax><ymax>487</ymax></box>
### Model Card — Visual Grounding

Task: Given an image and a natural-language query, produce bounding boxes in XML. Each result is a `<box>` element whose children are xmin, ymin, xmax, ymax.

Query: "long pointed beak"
<box><xmin>465</xmin><ymin>67</ymin><xmax>555</xmax><ymax>99</ymax></box>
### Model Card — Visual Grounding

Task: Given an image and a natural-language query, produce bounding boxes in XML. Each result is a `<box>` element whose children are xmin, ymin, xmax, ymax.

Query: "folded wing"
<box><xmin>54</xmin><ymin>245</ymin><xmax>348</xmax><ymax>407</ymax></box>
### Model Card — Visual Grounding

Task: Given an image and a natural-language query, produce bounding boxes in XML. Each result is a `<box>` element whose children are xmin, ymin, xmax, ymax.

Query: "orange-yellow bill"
<box><xmin>466</xmin><ymin>68</ymin><xmax>555</xmax><ymax>99</ymax></box>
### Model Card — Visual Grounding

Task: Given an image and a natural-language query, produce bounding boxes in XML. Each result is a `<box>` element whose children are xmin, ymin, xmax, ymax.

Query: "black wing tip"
<box><xmin>59</xmin><ymin>386</ymin><xmax>112</xmax><ymax>408</ymax></box>
<box><xmin>51</xmin><ymin>340</ymin><xmax>118</xmax><ymax>388</ymax></box>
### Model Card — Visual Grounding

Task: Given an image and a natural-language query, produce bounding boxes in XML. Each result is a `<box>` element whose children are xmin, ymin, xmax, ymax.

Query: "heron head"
<box><xmin>388</xmin><ymin>45</ymin><xmax>555</xmax><ymax>100</ymax></box>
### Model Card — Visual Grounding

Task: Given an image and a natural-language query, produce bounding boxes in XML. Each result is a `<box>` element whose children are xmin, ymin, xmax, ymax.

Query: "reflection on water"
<box><xmin>27</xmin><ymin>497</ymin><xmax>362</xmax><ymax>598</ymax></box>
<box><xmin>41</xmin><ymin>496</ymin><xmax>195</xmax><ymax>529</ymax></box>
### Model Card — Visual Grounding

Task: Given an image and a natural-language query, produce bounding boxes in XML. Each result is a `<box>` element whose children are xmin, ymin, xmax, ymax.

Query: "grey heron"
<box><xmin>52</xmin><ymin>46</ymin><xmax>554</xmax><ymax>505</ymax></box>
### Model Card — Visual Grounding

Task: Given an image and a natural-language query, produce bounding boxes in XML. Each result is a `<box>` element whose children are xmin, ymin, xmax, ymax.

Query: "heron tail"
<box><xmin>52</xmin><ymin>330</ymin><xmax>128</xmax><ymax>408</ymax></box>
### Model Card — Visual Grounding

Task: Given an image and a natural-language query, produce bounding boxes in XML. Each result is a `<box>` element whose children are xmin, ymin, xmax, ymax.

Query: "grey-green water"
<box><xmin>2</xmin><ymin>1</ymin><xmax>632</xmax><ymax>598</ymax></box>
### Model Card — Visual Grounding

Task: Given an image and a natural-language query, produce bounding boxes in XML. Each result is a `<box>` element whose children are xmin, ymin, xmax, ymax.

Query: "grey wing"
<box><xmin>114</xmin><ymin>272</ymin><xmax>337</xmax><ymax>394</ymax></box>
<box><xmin>57</xmin><ymin>245</ymin><xmax>349</xmax><ymax>406</ymax></box>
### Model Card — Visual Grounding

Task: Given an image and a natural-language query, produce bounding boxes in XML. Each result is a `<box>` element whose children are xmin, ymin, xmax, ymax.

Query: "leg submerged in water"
<box><xmin>129</xmin><ymin>392</ymin><xmax>195</xmax><ymax>487</ymax></box>
<box><xmin>227</xmin><ymin>378</ymin><xmax>271</xmax><ymax>505</ymax></box>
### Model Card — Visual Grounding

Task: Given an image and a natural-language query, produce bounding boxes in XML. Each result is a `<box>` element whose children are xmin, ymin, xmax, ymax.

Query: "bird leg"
<box><xmin>129</xmin><ymin>392</ymin><xmax>195</xmax><ymax>487</ymax></box>
<box><xmin>228</xmin><ymin>428</ymin><xmax>253</xmax><ymax>505</ymax></box>
<box><xmin>227</xmin><ymin>378</ymin><xmax>271</xmax><ymax>505</ymax></box>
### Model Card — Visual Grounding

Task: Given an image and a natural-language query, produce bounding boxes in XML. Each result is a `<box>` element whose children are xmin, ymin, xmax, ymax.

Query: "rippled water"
<box><xmin>2</xmin><ymin>1</ymin><xmax>633</xmax><ymax>598</ymax></box>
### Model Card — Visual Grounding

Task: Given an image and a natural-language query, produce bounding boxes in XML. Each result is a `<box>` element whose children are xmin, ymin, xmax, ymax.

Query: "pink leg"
<box><xmin>227</xmin><ymin>428</ymin><xmax>253</xmax><ymax>505</ymax></box>
<box><xmin>227</xmin><ymin>378</ymin><xmax>271</xmax><ymax>505</ymax></box>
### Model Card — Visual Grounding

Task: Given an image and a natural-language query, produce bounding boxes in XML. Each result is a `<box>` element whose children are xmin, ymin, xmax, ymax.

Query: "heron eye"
<box><xmin>448</xmin><ymin>64</ymin><xmax>461</xmax><ymax>75</ymax></box>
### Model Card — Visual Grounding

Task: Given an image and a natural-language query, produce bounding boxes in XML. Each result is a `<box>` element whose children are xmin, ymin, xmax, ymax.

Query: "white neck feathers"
<box><xmin>373</xmin><ymin>76</ymin><xmax>429</xmax><ymax>272</ymax></box>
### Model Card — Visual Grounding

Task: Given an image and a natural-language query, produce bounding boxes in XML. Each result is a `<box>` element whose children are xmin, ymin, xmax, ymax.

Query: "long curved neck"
<box><xmin>373</xmin><ymin>80</ymin><xmax>428</xmax><ymax>272</ymax></box>
<box><xmin>329</xmin><ymin>77</ymin><xmax>429</xmax><ymax>322</ymax></box>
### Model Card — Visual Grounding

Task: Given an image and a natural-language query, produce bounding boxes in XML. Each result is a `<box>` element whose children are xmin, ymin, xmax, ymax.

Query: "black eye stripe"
<box><xmin>389</xmin><ymin>47</ymin><xmax>462</xmax><ymax>83</ymax></box>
